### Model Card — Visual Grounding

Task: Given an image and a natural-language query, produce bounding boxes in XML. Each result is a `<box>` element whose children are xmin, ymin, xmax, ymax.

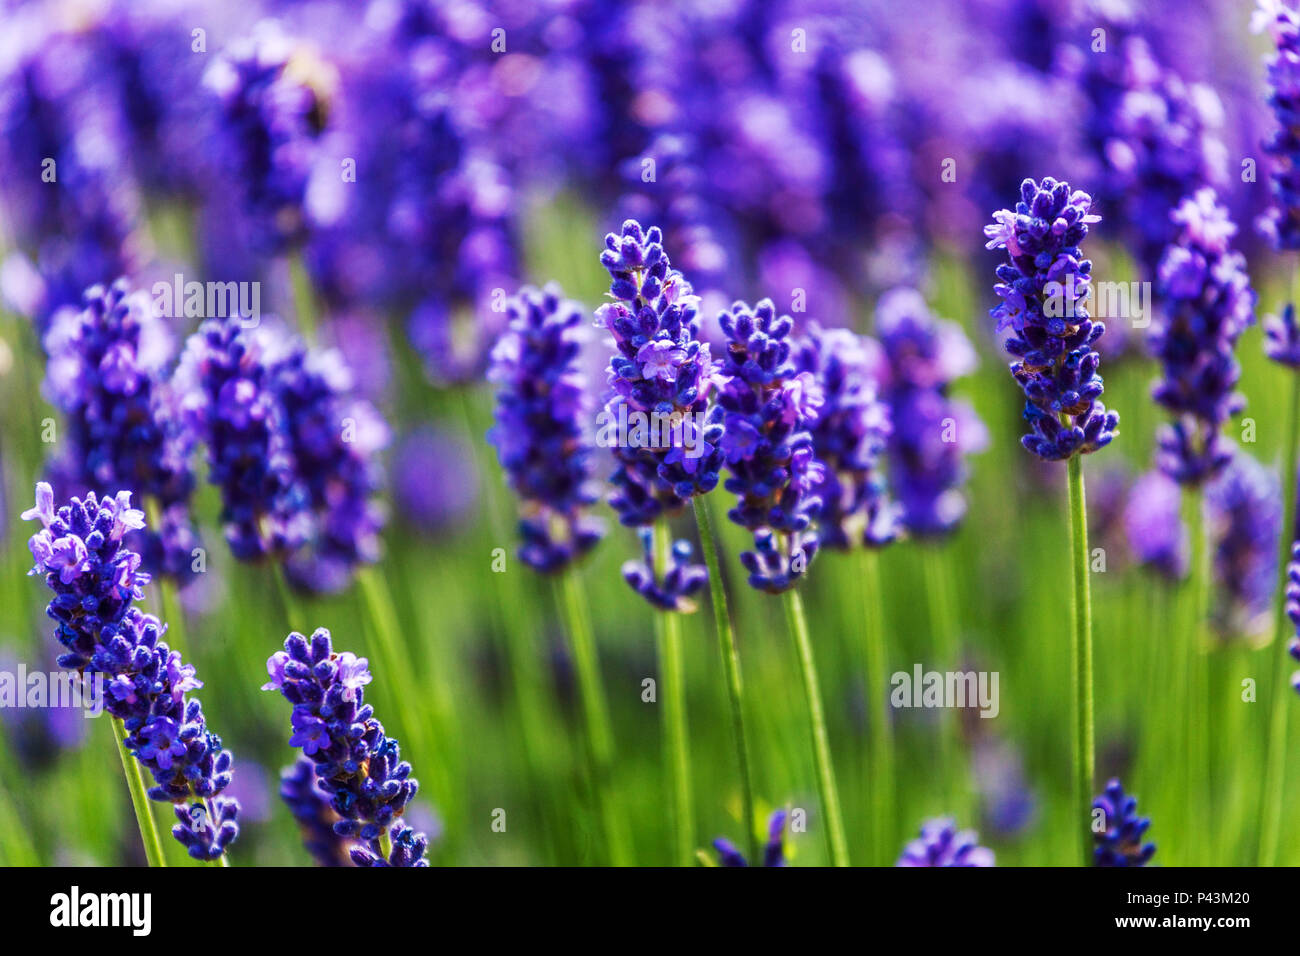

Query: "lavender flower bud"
<box><xmin>621</xmin><ymin>528</ymin><xmax>707</xmax><ymax>612</ymax></box>
<box><xmin>1264</xmin><ymin>303</ymin><xmax>1300</xmax><ymax>367</ymax></box>
<box><xmin>896</xmin><ymin>818</ymin><xmax>994</xmax><ymax>866</ymax></box>
<box><xmin>1092</xmin><ymin>778</ymin><xmax>1155</xmax><ymax>866</ymax></box>
<box><xmin>712</xmin><ymin>809</ymin><xmax>788</xmax><ymax>867</ymax></box>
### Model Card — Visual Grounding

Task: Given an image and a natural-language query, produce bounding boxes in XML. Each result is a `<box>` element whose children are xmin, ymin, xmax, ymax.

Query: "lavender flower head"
<box><xmin>1254</xmin><ymin>0</ymin><xmax>1300</xmax><ymax>250</ymax></box>
<box><xmin>1264</xmin><ymin>303</ymin><xmax>1300</xmax><ymax>367</ymax></box>
<box><xmin>795</xmin><ymin>325</ymin><xmax>898</xmax><ymax>549</ymax></box>
<box><xmin>1092</xmin><ymin>778</ymin><xmax>1155</xmax><ymax>866</ymax></box>
<box><xmin>985</xmin><ymin>178</ymin><xmax>1119</xmax><ymax>461</ymax></box>
<box><xmin>596</xmin><ymin>220</ymin><xmax>725</xmax><ymax>527</ymax></box>
<box><xmin>1207</xmin><ymin>454</ymin><xmax>1280</xmax><ymax>643</ymax></box>
<box><xmin>42</xmin><ymin>279</ymin><xmax>198</xmax><ymax>579</ymax></box>
<box><xmin>621</xmin><ymin>528</ymin><xmax>707</xmax><ymax>612</ymax></box>
<box><xmin>712</xmin><ymin>809</ymin><xmax>788</xmax><ymax>867</ymax></box>
<box><xmin>1123</xmin><ymin>469</ymin><xmax>1189</xmax><ymax>581</ymax></box>
<box><xmin>1285</xmin><ymin>541</ymin><xmax>1300</xmax><ymax>696</ymax></box>
<box><xmin>23</xmin><ymin>484</ymin><xmax>239</xmax><ymax>860</ymax></box>
<box><xmin>717</xmin><ymin>299</ymin><xmax>826</xmax><ymax>593</ymax></box>
<box><xmin>896</xmin><ymin>818</ymin><xmax>994</xmax><ymax>866</ymax></box>
<box><xmin>1152</xmin><ymin>189</ymin><xmax>1256</xmax><ymax>485</ymax></box>
<box><xmin>487</xmin><ymin>283</ymin><xmax>604</xmax><ymax>573</ymax></box>
<box><xmin>875</xmin><ymin>288</ymin><xmax>986</xmax><ymax>537</ymax></box>
<box><xmin>263</xmin><ymin>629</ymin><xmax>427</xmax><ymax>866</ymax></box>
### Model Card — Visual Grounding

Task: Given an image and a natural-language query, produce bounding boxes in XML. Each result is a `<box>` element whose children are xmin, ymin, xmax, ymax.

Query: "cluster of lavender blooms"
<box><xmin>717</xmin><ymin>300</ymin><xmax>826</xmax><ymax>594</ymax></box>
<box><xmin>487</xmin><ymin>284</ymin><xmax>604</xmax><ymax>574</ymax></box>
<box><xmin>795</xmin><ymin>325</ymin><xmax>898</xmax><ymax>549</ymax></box>
<box><xmin>263</xmin><ymin>629</ymin><xmax>428</xmax><ymax>867</ymax></box>
<box><xmin>23</xmin><ymin>483</ymin><xmax>239</xmax><ymax>861</ymax></box>
<box><xmin>621</xmin><ymin>529</ymin><xmax>707</xmax><ymax>612</ymax></box>
<box><xmin>175</xmin><ymin>315</ymin><xmax>388</xmax><ymax>593</ymax></box>
<box><xmin>875</xmin><ymin>289</ymin><xmax>985</xmax><ymax>537</ymax></box>
<box><xmin>1151</xmin><ymin>190</ymin><xmax>1256</xmax><ymax>486</ymax></box>
<box><xmin>712</xmin><ymin>809</ymin><xmax>789</xmax><ymax>868</ymax></box>
<box><xmin>40</xmin><ymin>279</ymin><xmax>199</xmax><ymax>580</ymax></box>
<box><xmin>1092</xmin><ymin>778</ymin><xmax>1156</xmax><ymax>866</ymax></box>
<box><xmin>1255</xmin><ymin>0</ymin><xmax>1300</xmax><ymax>250</ymax></box>
<box><xmin>1285</xmin><ymin>542</ymin><xmax>1300</xmax><ymax>696</ymax></box>
<box><xmin>896</xmin><ymin>818</ymin><xmax>994</xmax><ymax>866</ymax></box>
<box><xmin>1206</xmin><ymin>455</ymin><xmax>1281</xmax><ymax>642</ymax></box>
<box><xmin>986</xmin><ymin>178</ymin><xmax>1119</xmax><ymax>461</ymax></box>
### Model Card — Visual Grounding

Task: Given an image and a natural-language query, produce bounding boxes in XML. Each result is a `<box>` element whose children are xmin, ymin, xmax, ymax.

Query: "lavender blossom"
<box><xmin>1207</xmin><ymin>454</ymin><xmax>1281</xmax><ymax>643</ymax></box>
<box><xmin>985</xmin><ymin>178</ymin><xmax>1119</xmax><ymax>461</ymax></box>
<box><xmin>487</xmin><ymin>283</ymin><xmax>604</xmax><ymax>574</ymax></box>
<box><xmin>1285</xmin><ymin>541</ymin><xmax>1300</xmax><ymax>695</ymax></box>
<box><xmin>1264</xmin><ymin>303</ymin><xmax>1300</xmax><ymax>367</ymax></box>
<box><xmin>1123</xmin><ymin>469</ymin><xmax>1189</xmax><ymax>581</ymax></box>
<box><xmin>621</xmin><ymin>528</ymin><xmax>707</xmax><ymax>612</ymax></box>
<box><xmin>896</xmin><ymin>818</ymin><xmax>994</xmax><ymax>866</ymax></box>
<box><xmin>263</xmin><ymin>629</ymin><xmax>427</xmax><ymax>866</ymax></box>
<box><xmin>23</xmin><ymin>483</ymin><xmax>239</xmax><ymax>860</ymax></box>
<box><xmin>712</xmin><ymin>809</ymin><xmax>788</xmax><ymax>867</ymax></box>
<box><xmin>1151</xmin><ymin>189</ymin><xmax>1256</xmax><ymax>486</ymax></box>
<box><xmin>1254</xmin><ymin>0</ymin><xmax>1300</xmax><ymax>250</ymax></box>
<box><xmin>1092</xmin><ymin>778</ymin><xmax>1155</xmax><ymax>866</ymax></box>
<box><xmin>717</xmin><ymin>299</ymin><xmax>825</xmax><ymax>593</ymax></box>
<box><xmin>596</xmin><ymin>220</ymin><xmax>725</xmax><ymax>528</ymax></box>
<box><xmin>875</xmin><ymin>288</ymin><xmax>985</xmax><ymax>536</ymax></box>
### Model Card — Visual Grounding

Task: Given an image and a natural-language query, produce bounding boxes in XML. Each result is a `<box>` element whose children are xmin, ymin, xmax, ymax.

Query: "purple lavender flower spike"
<box><xmin>280</xmin><ymin>756</ymin><xmax>353</xmax><ymax>866</ymax></box>
<box><xmin>23</xmin><ymin>484</ymin><xmax>239</xmax><ymax>860</ymax></box>
<box><xmin>717</xmin><ymin>299</ymin><xmax>825</xmax><ymax>593</ymax></box>
<box><xmin>621</xmin><ymin>528</ymin><xmax>708</xmax><ymax>612</ymax></box>
<box><xmin>1207</xmin><ymin>454</ymin><xmax>1281</xmax><ymax>643</ymax></box>
<box><xmin>896</xmin><ymin>818</ymin><xmax>994</xmax><ymax>866</ymax></box>
<box><xmin>596</xmin><ymin>220</ymin><xmax>725</xmax><ymax>527</ymax></box>
<box><xmin>985</xmin><ymin>178</ymin><xmax>1119</xmax><ymax>461</ymax></box>
<box><xmin>713</xmin><ymin>809</ymin><xmax>788</xmax><ymax>867</ymax></box>
<box><xmin>1286</xmin><ymin>541</ymin><xmax>1300</xmax><ymax>695</ymax></box>
<box><xmin>350</xmin><ymin>820</ymin><xmax>430</xmax><ymax>867</ymax></box>
<box><xmin>1265</xmin><ymin>303</ymin><xmax>1300</xmax><ymax>367</ymax></box>
<box><xmin>1123</xmin><ymin>469</ymin><xmax>1189</xmax><ymax>581</ymax></box>
<box><xmin>263</xmin><ymin>629</ymin><xmax>427</xmax><ymax>866</ymax></box>
<box><xmin>796</xmin><ymin>325</ymin><xmax>899</xmax><ymax>549</ymax></box>
<box><xmin>41</xmin><ymin>279</ymin><xmax>199</xmax><ymax>580</ymax></box>
<box><xmin>875</xmin><ymin>288</ymin><xmax>985</xmax><ymax>537</ymax></box>
<box><xmin>1255</xmin><ymin>0</ymin><xmax>1300</xmax><ymax>251</ymax></box>
<box><xmin>488</xmin><ymin>283</ymin><xmax>605</xmax><ymax>574</ymax></box>
<box><xmin>1151</xmin><ymin>189</ymin><xmax>1256</xmax><ymax>486</ymax></box>
<box><xmin>1092</xmin><ymin>778</ymin><xmax>1155</xmax><ymax>866</ymax></box>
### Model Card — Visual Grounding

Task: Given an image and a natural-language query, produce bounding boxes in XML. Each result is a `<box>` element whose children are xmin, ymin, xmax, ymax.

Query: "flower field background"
<box><xmin>0</xmin><ymin>0</ymin><xmax>1298</xmax><ymax>868</ymax></box>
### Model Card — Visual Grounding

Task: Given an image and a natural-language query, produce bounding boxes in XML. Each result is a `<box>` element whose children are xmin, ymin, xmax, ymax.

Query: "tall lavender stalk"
<box><xmin>985</xmin><ymin>178</ymin><xmax>1119</xmax><ymax>864</ymax></box>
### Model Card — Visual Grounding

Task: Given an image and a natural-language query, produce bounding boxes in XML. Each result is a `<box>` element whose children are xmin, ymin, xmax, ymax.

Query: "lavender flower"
<box><xmin>487</xmin><ymin>283</ymin><xmax>604</xmax><ymax>573</ymax></box>
<box><xmin>41</xmin><ymin>279</ymin><xmax>198</xmax><ymax>579</ymax></box>
<box><xmin>23</xmin><ymin>483</ymin><xmax>239</xmax><ymax>860</ymax></box>
<box><xmin>875</xmin><ymin>288</ymin><xmax>985</xmax><ymax>536</ymax></box>
<box><xmin>279</xmin><ymin>756</ymin><xmax>353</xmax><ymax>867</ymax></box>
<box><xmin>621</xmin><ymin>528</ymin><xmax>707</xmax><ymax>612</ymax></box>
<box><xmin>1123</xmin><ymin>469</ymin><xmax>1189</xmax><ymax>581</ymax></box>
<box><xmin>1254</xmin><ymin>0</ymin><xmax>1300</xmax><ymax>250</ymax></box>
<box><xmin>712</xmin><ymin>809</ymin><xmax>788</xmax><ymax>867</ymax></box>
<box><xmin>795</xmin><ymin>325</ymin><xmax>898</xmax><ymax>549</ymax></box>
<box><xmin>1092</xmin><ymin>778</ymin><xmax>1155</xmax><ymax>866</ymax></box>
<box><xmin>1207</xmin><ymin>454</ymin><xmax>1281</xmax><ymax>642</ymax></box>
<box><xmin>263</xmin><ymin>629</ymin><xmax>426</xmax><ymax>866</ymax></box>
<box><xmin>1286</xmin><ymin>541</ymin><xmax>1300</xmax><ymax>695</ymax></box>
<box><xmin>1264</xmin><ymin>303</ymin><xmax>1300</xmax><ymax>367</ymax></box>
<box><xmin>1151</xmin><ymin>189</ymin><xmax>1256</xmax><ymax>485</ymax></box>
<box><xmin>596</xmin><ymin>220</ymin><xmax>725</xmax><ymax>527</ymax></box>
<box><xmin>717</xmin><ymin>299</ymin><xmax>825</xmax><ymax>593</ymax></box>
<box><xmin>985</xmin><ymin>178</ymin><xmax>1119</xmax><ymax>461</ymax></box>
<box><xmin>896</xmin><ymin>818</ymin><xmax>994</xmax><ymax>866</ymax></box>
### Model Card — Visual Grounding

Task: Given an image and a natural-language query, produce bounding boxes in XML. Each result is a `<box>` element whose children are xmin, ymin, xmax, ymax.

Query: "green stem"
<box><xmin>1066</xmin><ymin>454</ymin><xmax>1094</xmax><ymax>867</ymax></box>
<box><xmin>1260</xmin><ymin>372</ymin><xmax>1300</xmax><ymax>865</ymax></box>
<box><xmin>379</xmin><ymin>827</ymin><xmax>393</xmax><ymax>863</ymax></box>
<box><xmin>111</xmin><ymin>716</ymin><xmax>167</xmax><ymax>867</ymax></box>
<box><xmin>782</xmin><ymin>586</ymin><xmax>850</xmax><ymax>866</ymax></box>
<box><xmin>859</xmin><ymin>548</ymin><xmax>896</xmax><ymax>865</ymax></box>
<box><xmin>921</xmin><ymin>545</ymin><xmax>963</xmax><ymax>810</ymax></box>
<box><xmin>652</xmin><ymin>520</ymin><xmax>695</xmax><ymax>866</ymax></box>
<box><xmin>1184</xmin><ymin>488</ymin><xmax>1211</xmax><ymax>865</ymax></box>
<box><xmin>555</xmin><ymin>569</ymin><xmax>633</xmax><ymax>865</ymax></box>
<box><xmin>691</xmin><ymin>497</ymin><xmax>757</xmax><ymax>864</ymax></box>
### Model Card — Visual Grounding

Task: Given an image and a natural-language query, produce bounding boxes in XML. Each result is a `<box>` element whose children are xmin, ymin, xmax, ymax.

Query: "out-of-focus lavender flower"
<box><xmin>1151</xmin><ymin>189</ymin><xmax>1256</xmax><ymax>486</ymax></box>
<box><xmin>1285</xmin><ymin>541</ymin><xmax>1300</xmax><ymax>695</ymax></box>
<box><xmin>1265</xmin><ymin>303</ymin><xmax>1300</xmax><ymax>367</ymax></box>
<box><xmin>279</xmin><ymin>755</ymin><xmax>353</xmax><ymax>866</ymax></box>
<box><xmin>1092</xmin><ymin>778</ymin><xmax>1155</xmax><ymax>866</ymax></box>
<box><xmin>1123</xmin><ymin>469</ymin><xmax>1189</xmax><ymax>581</ymax></box>
<box><xmin>0</xmin><ymin>650</ymin><xmax>88</xmax><ymax>770</ymax></box>
<box><xmin>717</xmin><ymin>298</ymin><xmax>824</xmax><ymax>593</ymax></box>
<box><xmin>393</xmin><ymin>427</ymin><xmax>478</xmax><ymax>533</ymax></box>
<box><xmin>796</xmin><ymin>324</ymin><xmax>898</xmax><ymax>548</ymax></box>
<box><xmin>971</xmin><ymin>737</ymin><xmax>1037</xmax><ymax>838</ymax></box>
<box><xmin>488</xmin><ymin>283</ymin><xmax>604</xmax><ymax>574</ymax></box>
<box><xmin>1254</xmin><ymin>0</ymin><xmax>1300</xmax><ymax>250</ymax></box>
<box><xmin>263</xmin><ymin>628</ymin><xmax>426</xmax><ymax>866</ymax></box>
<box><xmin>23</xmin><ymin>484</ymin><xmax>239</xmax><ymax>860</ymax></box>
<box><xmin>40</xmin><ymin>279</ymin><xmax>198</xmax><ymax>580</ymax></box>
<box><xmin>596</xmin><ymin>220</ymin><xmax>725</xmax><ymax>528</ymax></box>
<box><xmin>876</xmin><ymin>288</ymin><xmax>985</xmax><ymax>536</ymax></box>
<box><xmin>203</xmin><ymin>20</ymin><xmax>336</xmax><ymax>254</ymax></box>
<box><xmin>712</xmin><ymin>808</ymin><xmax>788</xmax><ymax>867</ymax></box>
<box><xmin>621</xmin><ymin>528</ymin><xmax>707</xmax><ymax>612</ymax></box>
<box><xmin>896</xmin><ymin>818</ymin><xmax>994</xmax><ymax>866</ymax></box>
<box><xmin>1207</xmin><ymin>454</ymin><xmax>1281</xmax><ymax>643</ymax></box>
<box><xmin>985</xmin><ymin>177</ymin><xmax>1120</xmax><ymax>461</ymax></box>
